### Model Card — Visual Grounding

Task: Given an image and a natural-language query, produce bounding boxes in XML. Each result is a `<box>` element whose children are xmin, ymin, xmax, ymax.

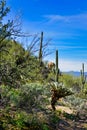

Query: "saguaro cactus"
<box><xmin>39</xmin><ymin>32</ymin><xmax>43</xmax><ymax>66</ymax></box>
<box><xmin>55</xmin><ymin>50</ymin><xmax>58</xmax><ymax>82</ymax></box>
<box><xmin>81</xmin><ymin>63</ymin><xmax>85</xmax><ymax>90</ymax></box>
<box><xmin>50</xmin><ymin>50</ymin><xmax>74</xmax><ymax>111</ymax></box>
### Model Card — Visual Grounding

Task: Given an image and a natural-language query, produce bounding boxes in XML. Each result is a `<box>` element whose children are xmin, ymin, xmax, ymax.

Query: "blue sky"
<box><xmin>6</xmin><ymin>0</ymin><xmax>87</xmax><ymax>71</ymax></box>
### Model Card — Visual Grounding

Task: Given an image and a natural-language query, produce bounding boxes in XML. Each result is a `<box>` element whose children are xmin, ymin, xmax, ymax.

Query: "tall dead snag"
<box><xmin>39</xmin><ymin>32</ymin><xmax>43</xmax><ymax>66</ymax></box>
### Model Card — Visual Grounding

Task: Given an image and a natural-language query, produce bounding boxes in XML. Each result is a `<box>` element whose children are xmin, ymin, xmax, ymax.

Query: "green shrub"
<box><xmin>0</xmin><ymin>83</ymin><xmax>51</xmax><ymax>110</ymax></box>
<box><xmin>18</xmin><ymin>83</ymin><xmax>50</xmax><ymax>110</ymax></box>
<box><xmin>61</xmin><ymin>74</ymin><xmax>81</xmax><ymax>91</ymax></box>
<box><xmin>64</xmin><ymin>95</ymin><xmax>87</xmax><ymax>111</ymax></box>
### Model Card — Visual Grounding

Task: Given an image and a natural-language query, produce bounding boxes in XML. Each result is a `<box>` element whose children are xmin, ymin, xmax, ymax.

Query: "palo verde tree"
<box><xmin>0</xmin><ymin>0</ymin><xmax>19</xmax><ymax>86</ymax></box>
<box><xmin>0</xmin><ymin>0</ymin><xmax>22</xmax><ymax>52</ymax></box>
<box><xmin>0</xmin><ymin>0</ymin><xmax>31</xmax><ymax>87</ymax></box>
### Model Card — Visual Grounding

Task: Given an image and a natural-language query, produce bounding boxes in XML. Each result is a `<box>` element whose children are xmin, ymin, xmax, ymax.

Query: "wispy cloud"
<box><xmin>44</xmin><ymin>15</ymin><xmax>69</xmax><ymax>23</ymax></box>
<box><xmin>44</xmin><ymin>13</ymin><xmax>87</xmax><ymax>23</ymax></box>
<box><xmin>44</xmin><ymin>13</ymin><xmax>87</xmax><ymax>29</ymax></box>
<box><xmin>21</xmin><ymin>12</ymin><xmax>87</xmax><ymax>40</ymax></box>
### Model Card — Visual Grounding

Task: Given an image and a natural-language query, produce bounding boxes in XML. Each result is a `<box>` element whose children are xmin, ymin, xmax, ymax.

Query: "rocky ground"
<box><xmin>47</xmin><ymin>105</ymin><xmax>87</xmax><ymax>130</ymax></box>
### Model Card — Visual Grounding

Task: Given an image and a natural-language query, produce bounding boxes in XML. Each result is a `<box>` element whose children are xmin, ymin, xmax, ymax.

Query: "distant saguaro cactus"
<box><xmin>81</xmin><ymin>63</ymin><xmax>86</xmax><ymax>90</ymax></box>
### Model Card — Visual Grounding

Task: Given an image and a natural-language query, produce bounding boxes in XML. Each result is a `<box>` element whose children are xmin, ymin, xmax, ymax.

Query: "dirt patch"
<box><xmin>47</xmin><ymin>105</ymin><xmax>74</xmax><ymax>114</ymax></box>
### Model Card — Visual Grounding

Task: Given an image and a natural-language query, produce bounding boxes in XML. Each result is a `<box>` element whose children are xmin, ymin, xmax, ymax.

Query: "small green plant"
<box><xmin>50</xmin><ymin>113</ymin><xmax>60</xmax><ymax>124</ymax></box>
<box><xmin>42</xmin><ymin>124</ymin><xmax>50</xmax><ymax>130</ymax></box>
<box><xmin>63</xmin><ymin>112</ymin><xmax>76</xmax><ymax>120</ymax></box>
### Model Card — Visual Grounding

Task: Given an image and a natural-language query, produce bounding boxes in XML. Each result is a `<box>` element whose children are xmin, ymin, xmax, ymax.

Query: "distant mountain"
<box><xmin>63</xmin><ymin>71</ymin><xmax>87</xmax><ymax>77</ymax></box>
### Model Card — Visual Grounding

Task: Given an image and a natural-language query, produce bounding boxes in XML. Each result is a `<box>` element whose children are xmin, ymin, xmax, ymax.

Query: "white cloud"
<box><xmin>59</xmin><ymin>59</ymin><xmax>82</xmax><ymax>71</ymax></box>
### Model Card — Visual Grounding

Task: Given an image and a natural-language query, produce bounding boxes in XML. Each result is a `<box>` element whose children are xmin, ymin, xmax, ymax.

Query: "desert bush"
<box><xmin>0</xmin><ymin>83</ymin><xmax>51</xmax><ymax>110</ymax></box>
<box><xmin>64</xmin><ymin>95</ymin><xmax>87</xmax><ymax>111</ymax></box>
<box><xmin>0</xmin><ymin>85</ymin><xmax>11</xmax><ymax>106</ymax></box>
<box><xmin>59</xmin><ymin>74</ymin><xmax>83</xmax><ymax>95</ymax></box>
<box><xmin>83</xmin><ymin>83</ymin><xmax>87</xmax><ymax>94</ymax></box>
<box><xmin>18</xmin><ymin>83</ymin><xmax>50</xmax><ymax>111</ymax></box>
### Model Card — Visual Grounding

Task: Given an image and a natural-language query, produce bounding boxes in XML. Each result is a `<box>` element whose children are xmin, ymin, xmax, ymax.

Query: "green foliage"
<box><xmin>63</xmin><ymin>112</ymin><xmax>76</xmax><ymax>120</ymax></box>
<box><xmin>0</xmin><ymin>0</ymin><xmax>20</xmax><ymax>51</ymax></box>
<box><xmin>18</xmin><ymin>83</ymin><xmax>49</xmax><ymax>110</ymax></box>
<box><xmin>50</xmin><ymin>113</ymin><xmax>60</xmax><ymax>124</ymax></box>
<box><xmin>0</xmin><ymin>0</ymin><xmax>21</xmax><ymax>86</ymax></box>
<box><xmin>83</xmin><ymin>83</ymin><xmax>87</xmax><ymax>94</ymax></box>
<box><xmin>61</xmin><ymin>74</ymin><xmax>75</xmax><ymax>88</ymax></box>
<box><xmin>0</xmin><ymin>0</ymin><xmax>11</xmax><ymax>41</ymax></box>
<box><xmin>41</xmin><ymin>124</ymin><xmax>50</xmax><ymax>130</ymax></box>
<box><xmin>0</xmin><ymin>109</ymin><xmax>28</xmax><ymax>129</ymax></box>
<box><xmin>0</xmin><ymin>83</ymin><xmax>50</xmax><ymax>110</ymax></box>
<box><xmin>60</xmin><ymin>74</ymin><xmax>82</xmax><ymax>92</ymax></box>
<box><xmin>0</xmin><ymin>83</ymin><xmax>51</xmax><ymax>129</ymax></box>
<box><xmin>0</xmin><ymin>39</ymin><xmax>43</xmax><ymax>87</ymax></box>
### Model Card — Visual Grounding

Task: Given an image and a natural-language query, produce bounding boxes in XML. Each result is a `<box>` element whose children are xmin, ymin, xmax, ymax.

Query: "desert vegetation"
<box><xmin>0</xmin><ymin>0</ymin><xmax>87</xmax><ymax>130</ymax></box>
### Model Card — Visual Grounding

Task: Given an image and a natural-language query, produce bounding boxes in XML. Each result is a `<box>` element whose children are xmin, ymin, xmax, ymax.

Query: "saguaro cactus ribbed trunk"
<box><xmin>39</xmin><ymin>32</ymin><xmax>43</xmax><ymax>66</ymax></box>
<box><xmin>55</xmin><ymin>50</ymin><xmax>58</xmax><ymax>82</ymax></box>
